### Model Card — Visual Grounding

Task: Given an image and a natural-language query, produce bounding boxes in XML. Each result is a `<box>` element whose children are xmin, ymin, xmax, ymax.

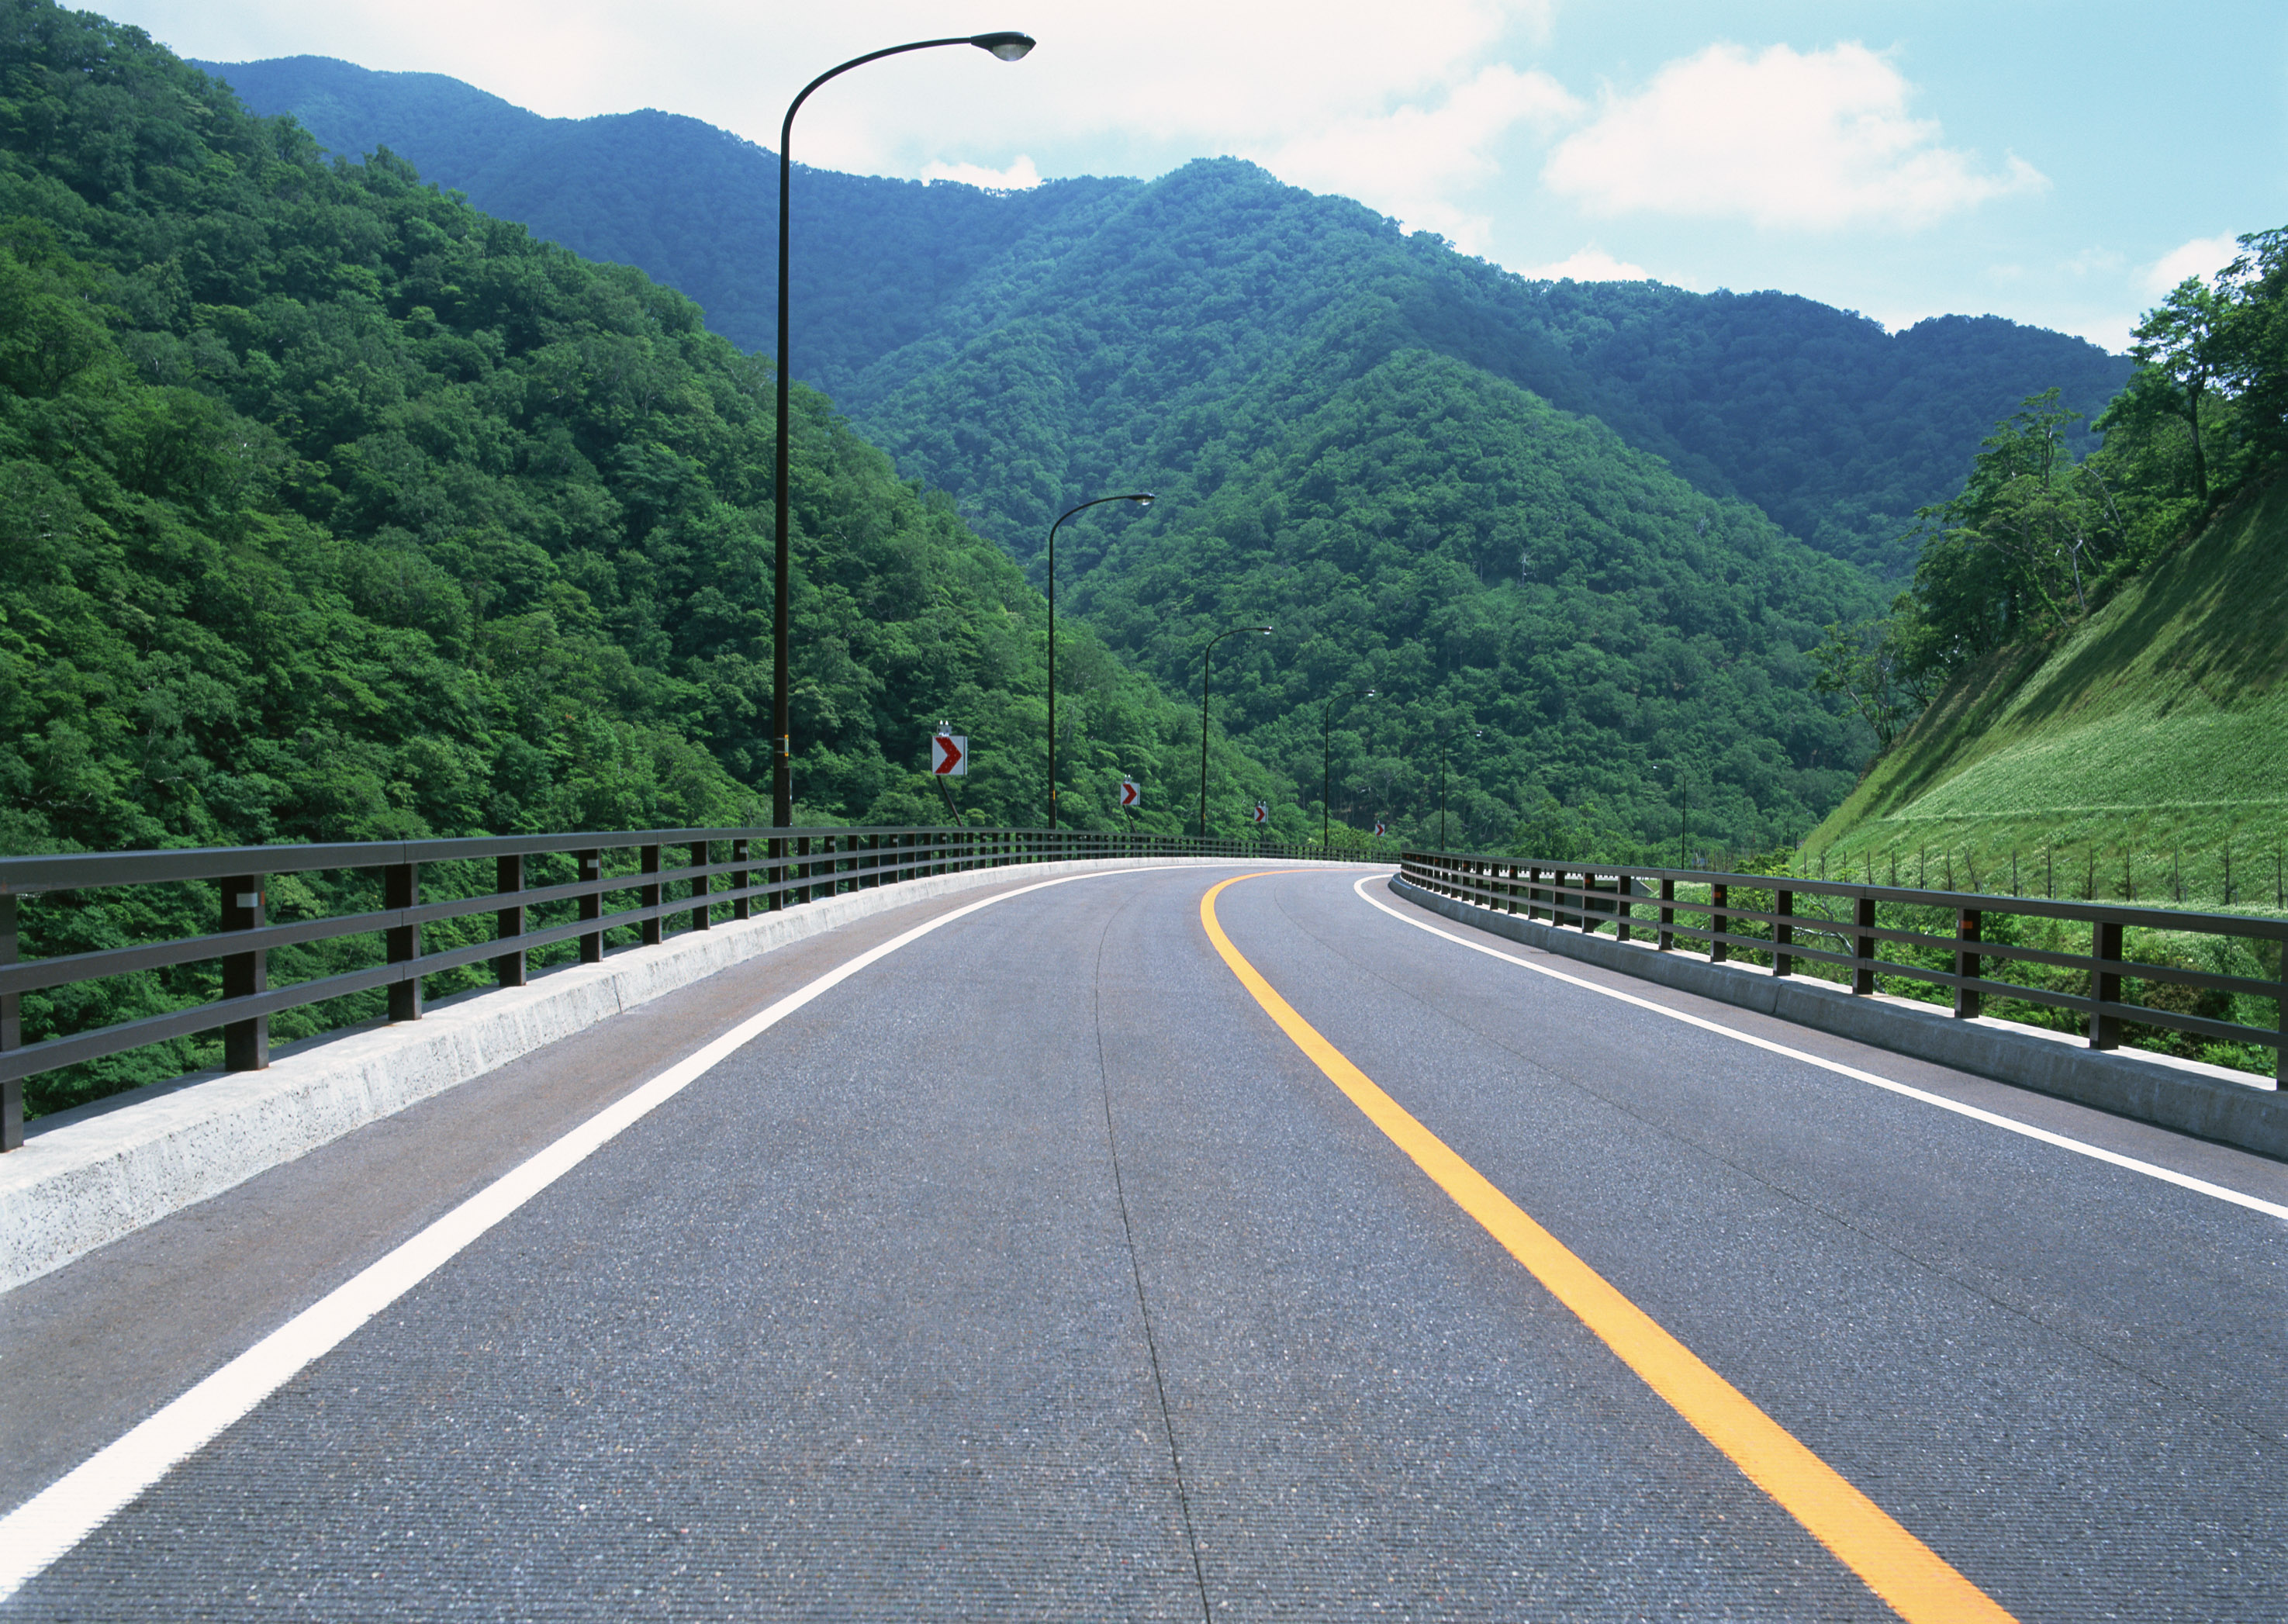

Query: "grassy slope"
<box><xmin>1806</xmin><ymin>476</ymin><xmax>2288</xmax><ymax>907</ymax></box>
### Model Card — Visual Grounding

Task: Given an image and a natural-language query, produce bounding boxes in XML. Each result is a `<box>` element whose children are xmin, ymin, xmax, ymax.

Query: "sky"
<box><xmin>104</xmin><ymin>0</ymin><xmax>2287</xmax><ymax>351</ymax></box>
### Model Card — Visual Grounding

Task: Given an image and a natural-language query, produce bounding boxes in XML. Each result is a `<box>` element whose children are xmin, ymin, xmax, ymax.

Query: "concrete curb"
<box><xmin>1</xmin><ymin>856</ymin><xmax>1360</xmax><ymax>1293</ymax></box>
<box><xmin>1389</xmin><ymin>876</ymin><xmax>2288</xmax><ymax>1162</ymax></box>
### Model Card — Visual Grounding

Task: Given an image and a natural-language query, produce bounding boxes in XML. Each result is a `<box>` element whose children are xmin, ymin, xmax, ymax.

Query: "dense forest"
<box><xmin>205</xmin><ymin>54</ymin><xmax>2127</xmax><ymax>579</ymax></box>
<box><xmin>0</xmin><ymin>0</ymin><xmax>1284</xmax><ymax>866</ymax></box>
<box><xmin>1070</xmin><ymin>350</ymin><xmax>1882</xmax><ymax>857</ymax></box>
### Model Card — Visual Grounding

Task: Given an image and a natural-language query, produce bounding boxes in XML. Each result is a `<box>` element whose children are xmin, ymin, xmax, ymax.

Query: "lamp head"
<box><xmin>972</xmin><ymin>32</ymin><xmax>1035</xmax><ymax>60</ymax></box>
<box><xmin>1127</xmin><ymin>491</ymin><xmax>1155</xmax><ymax>506</ymax></box>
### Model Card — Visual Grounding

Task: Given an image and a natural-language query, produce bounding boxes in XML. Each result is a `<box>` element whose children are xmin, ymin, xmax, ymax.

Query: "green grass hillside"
<box><xmin>1806</xmin><ymin>475</ymin><xmax>2288</xmax><ymax>909</ymax></box>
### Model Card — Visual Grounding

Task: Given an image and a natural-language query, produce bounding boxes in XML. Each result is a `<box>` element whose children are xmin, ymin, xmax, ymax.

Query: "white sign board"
<box><xmin>1252</xmin><ymin>801</ymin><xmax>1270</xmax><ymax>827</ymax></box>
<box><xmin>1118</xmin><ymin>777</ymin><xmax>1141</xmax><ymax>808</ymax></box>
<box><xmin>931</xmin><ymin>734</ymin><xmax>968</xmax><ymax>776</ymax></box>
<box><xmin>1374</xmin><ymin>819</ymin><xmax>1388</xmax><ymax>838</ymax></box>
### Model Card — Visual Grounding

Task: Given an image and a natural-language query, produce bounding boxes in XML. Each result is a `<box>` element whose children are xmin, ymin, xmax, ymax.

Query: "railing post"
<box><xmin>796</xmin><ymin>835</ymin><xmax>812</xmax><ymax>904</ymax></box>
<box><xmin>1579</xmin><ymin>871</ymin><xmax>1596</xmax><ymax>933</ymax></box>
<box><xmin>1852</xmin><ymin>895</ymin><xmax>1876</xmax><ymax>994</ymax></box>
<box><xmin>1615</xmin><ymin>875</ymin><xmax>1632</xmax><ymax>943</ymax></box>
<box><xmin>731</xmin><ymin>838</ymin><xmax>751</xmax><ymax>920</ymax></box>
<box><xmin>689</xmin><ymin>840</ymin><xmax>711</xmax><ymax>933</ymax></box>
<box><xmin>222</xmin><ymin>874</ymin><xmax>268</xmax><ymax>1069</ymax></box>
<box><xmin>1657</xmin><ymin>876</ymin><xmax>1675</xmax><ymax>952</ymax></box>
<box><xmin>2089</xmin><ymin>917</ymin><xmax>2122</xmax><ymax>1049</ymax></box>
<box><xmin>385</xmin><ymin>862</ymin><xmax>421</xmax><ymax>1021</ymax></box>
<box><xmin>1773</xmin><ymin>887</ymin><xmax>1793</xmax><ymax>976</ymax></box>
<box><xmin>2276</xmin><ymin>946</ymin><xmax>2286</xmax><ymax>1083</ymax></box>
<box><xmin>1709</xmin><ymin>882</ymin><xmax>1729</xmax><ymax>963</ymax></box>
<box><xmin>494</xmin><ymin>855</ymin><xmax>526</xmax><ymax>987</ymax></box>
<box><xmin>767</xmin><ymin>836</ymin><xmax>784</xmax><ymax>911</ymax></box>
<box><xmin>1953</xmin><ymin>908</ymin><xmax>1982</xmax><ymax>1018</ymax></box>
<box><xmin>1</xmin><ymin>893</ymin><xmax>20</xmax><ymax>1151</ymax></box>
<box><xmin>577</xmin><ymin>849</ymin><xmax>603</xmax><ymax>962</ymax></box>
<box><xmin>640</xmin><ymin>845</ymin><xmax>663</xmax><ymax>944</ymax></box>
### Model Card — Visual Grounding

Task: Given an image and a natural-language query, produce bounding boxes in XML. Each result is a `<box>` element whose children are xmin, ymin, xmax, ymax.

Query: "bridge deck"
<box><xmin>3</xmin><ymin>866</ymin><xmax>2281</xmax><ymax>1619</ymax></box>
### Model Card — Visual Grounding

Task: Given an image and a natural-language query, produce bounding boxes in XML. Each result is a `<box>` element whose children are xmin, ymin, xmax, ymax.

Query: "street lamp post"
<box><xmin>1319</xmin><ymin>688</ymin><xmax>1373</xmax><ymax>850</ymax></box>
<box><xmin>772</xmin><ymin>31</ymin><xmax>1035</xmax><ymax>828</ymax></box>
<box><xmin>1045</xmin><ymin>492</ymin><xmax>1153</xmax><ymax>829</ymax></box>
<box><xmin>1198</xmin><ymin>624</ymin><xmax>1272</xmax><ymax>835</ymax></box>
<box><xmin>1437</xmin><ymin>726</ymin><xmax>1482</xmax><ymax>849</ymax></box>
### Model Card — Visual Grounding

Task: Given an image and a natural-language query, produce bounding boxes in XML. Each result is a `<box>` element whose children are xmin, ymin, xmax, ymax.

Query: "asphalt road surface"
<box><xmin>3</xmin><ymin>864</ymin><xmax>2282</xmax><ymax>1621</ymax></box>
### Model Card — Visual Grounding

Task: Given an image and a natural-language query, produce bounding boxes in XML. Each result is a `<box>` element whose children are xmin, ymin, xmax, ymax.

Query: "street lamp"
<box><xmin>1437</xmin><ymin>726</ymin><xmax>1482</xmax><ymax>849</ymax></box>
<box><xmin>1198</xmin><ymin>624</ymin><xmax>1272</xmax><ymax>835</ymax></box>
<box><xmin>1045</xmin><ymin>492</ymin><xmax>1153</xmax><ymax>829</ymax></box>
<box><xmin>772</xmin><ymin>32</ymin><xmax>1035</xmax><ymax>827</ymax></box>
<box><xmin>1318</xmin><ymin>689</ymin><xmax>1374</xmax><ymax>850</ymax></box>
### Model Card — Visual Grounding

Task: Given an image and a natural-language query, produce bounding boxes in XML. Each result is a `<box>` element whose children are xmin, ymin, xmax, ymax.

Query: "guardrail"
<box><xmin>1401</xmin><ymin>848</ymin><xmax>2287</xmax><ymax>1081</ymax></box>
<box><xmin>0</xmin><ymin>824</ymin><xmax>1327</xmax><ymax>1148</ymax></box>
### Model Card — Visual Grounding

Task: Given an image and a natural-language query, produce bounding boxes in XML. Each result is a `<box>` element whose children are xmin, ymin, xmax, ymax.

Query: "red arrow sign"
<box><xmin>1374</xmin><ymin>820</ymin><xmax>1388</xmax><ymax>837</ymax></box>
<box><xmin>931</xmin><ymin>734</ymin><xmax>967</xmax><ymax>776</ymax></box>
<box><xmin>1118</xmin><ymin>778</ymin><xmax>1141</xmax><ymax>807</ymax></box>
<box><xmin>1253</xmin><ymin>801</ymin><xmax>1270</xmax><ymax>826</ymax></box>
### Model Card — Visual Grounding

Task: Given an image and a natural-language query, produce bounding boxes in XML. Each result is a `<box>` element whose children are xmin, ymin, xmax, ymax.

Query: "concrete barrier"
<box><xmin>0</xmin><ymin>856</ymin><xmax>1363</xmax><ymax>1293</ymax></box>
<box><xmin>1390</xmin><ymin>876</ymin><xmax>2288</xmax><ymax>1161</ymax></box>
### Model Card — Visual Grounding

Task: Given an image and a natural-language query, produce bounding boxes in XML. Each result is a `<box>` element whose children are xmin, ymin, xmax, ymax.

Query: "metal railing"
<box><xmin>1401</xmin><ymin>848</ymin><xmax>2288</xmax><ymax>1081</ymax></box>
<box><xmin>0</xmin><ymin>824</ymin><xmax>1330</xmax><ymax>1147</ymax></box>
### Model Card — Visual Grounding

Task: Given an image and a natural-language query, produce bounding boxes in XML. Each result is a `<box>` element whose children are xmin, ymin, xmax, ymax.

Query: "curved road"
<box><xmin>2</xmin><ymin>864</ymin><xmax>2281</xmax><ymax>1620</ymax></box>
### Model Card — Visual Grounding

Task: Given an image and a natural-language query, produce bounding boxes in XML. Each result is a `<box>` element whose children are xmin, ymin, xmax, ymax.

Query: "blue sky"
<box><xmin>109</xmin><ymin>0</ymin><xmax>2286</xmax><ymax>350</ymax></box>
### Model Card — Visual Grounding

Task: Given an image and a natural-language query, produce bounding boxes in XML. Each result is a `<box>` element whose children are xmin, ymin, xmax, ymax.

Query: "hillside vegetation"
<box><xmin>1806</xmin><ymin>475</ymin><xmax>2288</xmax><ymax>907</ymax></box>
<box><xmin>1808</xmin><ymin>224</ymin><xmax>2288</xmax><ymax>909</ymax></box>
<box><xmin>1</xmin><ymin>0</ymin><xmax>1261</xmax><ymax>862</ymax></box>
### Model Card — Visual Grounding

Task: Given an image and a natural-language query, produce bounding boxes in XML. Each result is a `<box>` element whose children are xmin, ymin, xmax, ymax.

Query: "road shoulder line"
<box><xmin>1357</xmin><ymin>875</ymin><xmax>2288</xmax><ymax>1221</ymax></box>
<box><xmin>0</xmin><ymin>863</ymin><xmax>1201</xmax><ymax>1602</ymax></box>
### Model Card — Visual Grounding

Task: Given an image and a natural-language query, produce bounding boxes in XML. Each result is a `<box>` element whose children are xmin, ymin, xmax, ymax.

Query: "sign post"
<box><xmin>930</xmin><ymin>731</ymin><xmax>968</xmax><ymax>828</ymax></box>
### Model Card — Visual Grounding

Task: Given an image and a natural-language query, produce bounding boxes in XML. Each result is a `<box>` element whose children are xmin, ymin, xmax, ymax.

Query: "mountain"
<box><xmin>199</xmin><ymin>54</ymin><xmax>2131</xmax><ymax>578</ymax></box>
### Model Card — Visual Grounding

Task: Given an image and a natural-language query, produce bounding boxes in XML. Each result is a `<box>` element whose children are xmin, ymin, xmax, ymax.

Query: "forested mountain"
<box><xmin>1075</xmin><ymin>350</ymin><xmax>1882</xmax><ymax>854</ymax></box>
<box><xmin>205</xmin><ymin>54</ymin><xmax>2129</xmax><ymax>576</ymax></box>
<box><xmin>0</xmin><ymin>0</ymin><xmax>1270</xmax><ymax>864</ymax></box>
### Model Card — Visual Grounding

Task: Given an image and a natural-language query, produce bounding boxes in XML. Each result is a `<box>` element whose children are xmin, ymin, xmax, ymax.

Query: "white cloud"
<box><xmin>1252</xmin><ymin>63</ymin><xmax>1578</xmax><ymax>253</ymax></box>
<box><xmin>116</xmin><ymin>0</ymin><xmax>1560</xmax><ymax>201</ymax></box>
<box><xmin>920</xmin><ymin>154</ymin><xmax>1042</xmax><ymax>192</ymax></box>
<box><xmin>1543</xmin><ymin>42</ymin><xmax>2045</xmax><ymax>230</ymax></box>
<box><xmin>2142</xmin><ymin>233</ymin><xmax>2241</xmax><ymax>294</ymax></box>
<box><xmin>1522</xmin><ymin>244</ymin><xmax>1652</xmax><ymax>282</ymax></box>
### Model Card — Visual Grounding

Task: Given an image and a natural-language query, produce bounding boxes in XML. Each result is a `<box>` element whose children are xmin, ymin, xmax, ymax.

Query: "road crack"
<box><xmin>1093</xmin><ymin>902</ymin><xmax>1214</xmax><ymax>1622</ymax></box>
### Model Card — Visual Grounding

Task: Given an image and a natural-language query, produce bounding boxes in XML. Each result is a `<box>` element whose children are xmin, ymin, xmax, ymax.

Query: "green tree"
<box><xmin>2123</xmin><ymin>277</ymin><xmax>2229</xmax><ymax>508</ymax></box>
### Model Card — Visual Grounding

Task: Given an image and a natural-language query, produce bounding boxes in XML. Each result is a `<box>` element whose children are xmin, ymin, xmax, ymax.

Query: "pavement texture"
<box><xmin>4</xmin><ymin>865</ymin><xmax>2282</xmax><ymax>1621</ymax></box>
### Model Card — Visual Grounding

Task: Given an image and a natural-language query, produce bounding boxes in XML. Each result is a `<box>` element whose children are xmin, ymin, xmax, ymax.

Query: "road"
<box><xmin>2</xmin><ymin>863</ymin><xmax>2281</xmax><ymax>1620</ymax></box>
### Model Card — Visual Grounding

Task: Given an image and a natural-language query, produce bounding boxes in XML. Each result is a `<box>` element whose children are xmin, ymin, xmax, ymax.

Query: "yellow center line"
<box><xmin>1201</xmin><ymin>872</ymin><xmax>2017</xmax><ymax>1624</ymax></box>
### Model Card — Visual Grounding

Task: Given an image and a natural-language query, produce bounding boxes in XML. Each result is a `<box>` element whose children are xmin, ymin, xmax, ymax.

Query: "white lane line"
<box><xmin>0</xmin><ymin>862</ymin><xmax>1214</xmax><ymax>1600</ymax></box>
<box><xmin>1350</xmin><ymin>875</ymin><xmax>2288</xmax><ymax>1223</ymax></box>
